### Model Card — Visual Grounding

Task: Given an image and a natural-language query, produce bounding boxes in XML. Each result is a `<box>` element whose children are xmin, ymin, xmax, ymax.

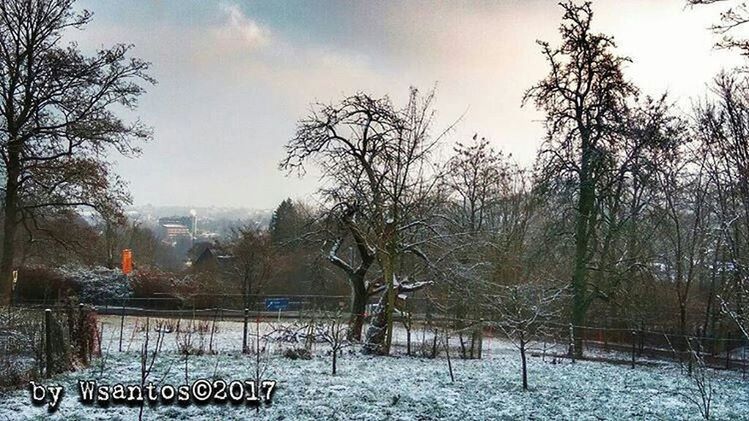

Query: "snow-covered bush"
<box><xmin>15</xmin><ymin>266</ymin><xmax>132</xmax><ymax>305</ymax></box>
<box><xmin>60</xmin><ymin>266</ymin><xmax>132</xmax><ymax>305</ymax></box>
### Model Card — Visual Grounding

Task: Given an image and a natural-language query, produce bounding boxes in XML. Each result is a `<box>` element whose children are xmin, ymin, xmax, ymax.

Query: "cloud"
<box><xmin>213</xmin><ymin>4</ymin><xmax>270</xmax><ymax>52</ymax></box>
<box><xmin>74</xmin><ymin>0</ymin><xmax>745</xmax><ymax>208</ymax></box>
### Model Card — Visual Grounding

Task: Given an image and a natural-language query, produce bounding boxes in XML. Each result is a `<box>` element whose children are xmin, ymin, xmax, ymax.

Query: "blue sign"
<box><xmin>265</xmin><ymin>298</ymin><xmax>289</xmax><ymax>311</ymax></box>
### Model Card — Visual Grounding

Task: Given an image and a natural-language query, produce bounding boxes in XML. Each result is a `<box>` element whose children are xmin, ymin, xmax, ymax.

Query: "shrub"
<box><xmin>59</xmin><ymin>267</ymin><xmax>131</xmax><ymax>305</ymax></box>
<box><xmin>283</xmin><ymin>347</ymin><xmax>312</xmax><ymax>360</ymax></box>
<box><xmin>15</xmin><ymin>267</ymin><xmax>76</xmax><ymax>304</ymax></box>
<box><xmin>130</xmin><ymin>269</ymin><xmax>184</xmax><ymax>308</ymax></box>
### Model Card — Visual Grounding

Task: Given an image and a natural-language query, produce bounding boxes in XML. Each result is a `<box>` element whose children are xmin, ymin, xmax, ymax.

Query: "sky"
<box><xmin>72</xmin><ymin>0</ymin><xmax>744</xmax><ymax>209</ymax></box>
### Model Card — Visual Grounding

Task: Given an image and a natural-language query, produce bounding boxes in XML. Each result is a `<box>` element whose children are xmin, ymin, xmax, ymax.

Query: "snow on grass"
<box><xmin>0</xmin><ymin>317</ymin><xmax>747</xmax><ymax>420</ymax></box>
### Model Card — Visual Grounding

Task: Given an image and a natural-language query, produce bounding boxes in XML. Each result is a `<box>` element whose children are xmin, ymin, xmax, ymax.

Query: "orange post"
<box><xmin>121</xmin><ymin>249</ymin><xmax>133</xmax><ymax>275</ymax></box>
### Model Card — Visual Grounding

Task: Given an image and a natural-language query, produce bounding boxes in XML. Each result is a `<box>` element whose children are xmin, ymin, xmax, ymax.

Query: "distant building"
<box><xmin>158</xmin><ymin>216</ymin><xmax>193</xmax><ymax>242</ymax></box>
<box><xmin>190</xmin><ymin>243</ymin><xmax>235</xmax><ymax>280</ymax></box>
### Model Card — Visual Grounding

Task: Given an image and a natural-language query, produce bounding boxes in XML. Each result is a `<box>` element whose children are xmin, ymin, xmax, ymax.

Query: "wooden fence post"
<box><xmin>78</xmin><ymin>303</ymin><xmax>87</xmax><ymax>365</ymax></box>
<box><xmin>45</xmin><ymin>309</ymin><xmax>53</xmax><ymax>378</ymax></box>
<box><xmin>243</xmin><ymin>307</ymin><xmax>249</xmax><ymax>354</ymax></box>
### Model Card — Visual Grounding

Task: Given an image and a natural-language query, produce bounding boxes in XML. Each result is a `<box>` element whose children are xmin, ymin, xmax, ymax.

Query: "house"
<box><xmin>190</xmin><ymin>243</ymin><xmax>236</xmax><ymax>280</ymax></box>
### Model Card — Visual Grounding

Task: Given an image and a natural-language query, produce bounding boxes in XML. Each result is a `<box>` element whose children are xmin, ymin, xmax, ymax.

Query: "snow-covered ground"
<box><xmin>0</xmin><ymin>316</ymin><xmax>747</xmax><ymax>420</ymax></box>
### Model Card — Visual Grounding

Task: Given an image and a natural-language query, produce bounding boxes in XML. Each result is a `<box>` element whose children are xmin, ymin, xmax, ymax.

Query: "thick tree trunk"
<box><xmin>362</xmin><ymin>292</ymin><xmax>389</xmax><ymax>355</ymax></box>
<box><xmin>571</xmin><ymin>138</ymin><xmax>594</xmax><ymax>359</ymax></box>
<box><xmin>382</xmin><ymin>220</ymin><xmax>397</xmax><ymax>355</ymax></box>
<box><xmin>0</xmin><ymin>156</ymin><xmax>20</xmax><ymax>306</ymax></box>
<box><xmin>349</xmin><ymin>275</ymin><xmax>367</xmax><ymax>341</ymax></box>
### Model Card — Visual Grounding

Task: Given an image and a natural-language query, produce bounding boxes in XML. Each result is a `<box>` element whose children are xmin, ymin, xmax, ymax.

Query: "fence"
<box><xmin>7</xmin><ymin>293</ymin><xmax>749</xmax><ymax>375</ymax></box>
<box><xmin>0</xmin><ymin>304</ymin><xmax>99</xmax><ymax>389</ymax></box>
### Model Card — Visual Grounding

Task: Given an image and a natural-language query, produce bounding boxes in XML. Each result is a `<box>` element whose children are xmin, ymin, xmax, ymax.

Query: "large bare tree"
<box><xmin>523</xmin><ymin>1</ymin><xmax>637</xmax><ymax>357</ymax></box>
<box><xmin>281</xmin><ymin>88</ymin><xmax>445</xmax><ymax>354</ymax></box>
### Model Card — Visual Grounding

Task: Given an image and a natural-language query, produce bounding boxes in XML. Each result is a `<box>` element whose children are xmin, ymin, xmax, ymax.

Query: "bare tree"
<box><xmin>138</xmin><ymin>317</ymin><xmax>165</xmax><ymax>421</ymax></box>
<box><xmin>486</xmin><ymin>282</ymin><xmax>565</xmax><ymax>391</ymax></box>
<box><xmin>436</xmin><ymin>135</ymin><xmax>536</xmax><ymax>358</ymax></box>
<box><xmin>281</xmin><ymin>87</ymin><xmax>447</xmax><ymax>355</ymax></box>
<box><xmin>0</xmin><ymin>0</ymin><xmax>154</xmax><ymax>304</ymax></box>
<box><xmin>229</xmin><ymin>226</ymin><xmax>276</xmax><ymax>310</ymax></box>
<box><xmin>316</xmin><ymin>311</ymin><xmax>350</xmax><ymax>375</ymax></box>
<box><xmin>682</xmin><ymin>343</ymin><xmax>716</xmax><ymax>420</ymax></box>
<box><xmin>694</xmin><ymin>73</ymin><xmax>749</xmax><ymax>343</ymax></box>
<box><xmin>652</xmin><ymin>139</ymin><xmax>713</xmax><ymax>341</ymax></box>
<box><xmin>324</xmin><ymin>204</ymin><xmax>376</xmax><ymax>341</ymax></box>
<box><xmin>688</xmin><ymin>0</ymin><xmax>749</xmax><ymax>57</ymax></box>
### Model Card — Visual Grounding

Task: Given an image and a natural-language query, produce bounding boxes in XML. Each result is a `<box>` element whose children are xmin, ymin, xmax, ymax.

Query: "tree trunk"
<box><xmin>0</xmin><ymin>154</ymin><xmax>21</xmax><ymax>306</ymax></box>
<box><xmin>520</xmin><ymin>338</ymin><xmax>528</xmax><ymax>391</ymax></box>
<box><xmin>362</xmin><ymin>292</ymin><xmax>389</xmax><ymax>355</ymax></box>
<box><xmin>384</xmin><ymin>266</ymin><xmax>395</xmax><ymax>355</ymax></box>
<box><xmin>679</xmin><ymin>301</ymin><xmax>688</xmax><ymax>351</ymax></box>
<box><xmin>349</xmin><ymin>275</ymin><xmax>367</xmax><ymax>341</ymax></box>
<box><xmin>332</xmin><ymin>348</ymin><xmax>337</xmax><ymax>375</ymax></box>
<box><xmin>382</xmin><ymin>220</ymin><xmax>397</xmax><ymax>355</ymax></box>
<box><xmin>571</xmin><ymin>138</ymin><xmax>594</xmax><ymax>359</ymax></box>
<box><xmin>406</xmin><ymin>323</ymin><xmax>411</xmax><ymax>356</ymax></box>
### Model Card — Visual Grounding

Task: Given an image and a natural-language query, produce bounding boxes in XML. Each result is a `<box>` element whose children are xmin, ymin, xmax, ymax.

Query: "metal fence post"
<box><xmin>726</xmin><ymin>334</ymin><xmax>731</xmax><ymax>370</ymax></box>
<box><xmin>118</xmin><ymin>306</ymin><xmax>125</xmax><ymax>352</ymax></box>
<box><xmin>569</xmin><ymin>323</ymin><xmax>575</xmax><ymax>363</ymax></box>
<box><xmin>45</xmin><ymin>309</ymin><xmax>52</xmax><ymax>378</ymax></box>
<box><xmin>631</xmin><ymin>330</ymin><xmax>636</xmax><ymax>369</ymax></box>
<box><xmin>477</xmin><ymin>318</ymin><xmax>484</xmax><ymax>359</ymax></box>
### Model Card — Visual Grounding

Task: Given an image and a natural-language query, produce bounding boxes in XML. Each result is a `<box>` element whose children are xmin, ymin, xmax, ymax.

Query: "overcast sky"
<box><xmin>74</xmin><ymin>0</ymin><xmax>742</xmax><ymax>209</ymax></box>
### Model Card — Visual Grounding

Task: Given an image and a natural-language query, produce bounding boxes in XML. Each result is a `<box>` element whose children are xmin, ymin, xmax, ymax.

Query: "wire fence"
<box><xmin>0</xmin><ymin>304</ymin><xmax>100</xmax><ymax>390</ymax></box>
<box><xmin>5</xmin><ymin>293</ymin><xmax>749</xmax><ymax>378</ymax></box>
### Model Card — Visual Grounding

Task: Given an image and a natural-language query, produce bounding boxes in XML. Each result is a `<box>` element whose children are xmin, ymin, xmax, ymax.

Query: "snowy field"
<box><xmin>0</xmin><ymin>316</ymin><xmax>747</xmax><ymax>420</ymax></box>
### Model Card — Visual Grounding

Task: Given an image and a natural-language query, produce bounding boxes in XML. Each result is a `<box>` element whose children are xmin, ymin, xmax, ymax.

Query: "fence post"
<box><xmin>118</xmin><ymin>306</ymin><xmax>125</xmax><ymax>352</ymax></box>
<box><xmin>45</xmin><ymin>309</ymin><xmax>53</xmax><ymax>378</ymax></box>
<box><xmin>477</xmin><ymin>318</ymin><xmax>484</xmax><ymax>359</ymax></box>
<box><xmin>242</xmin><ymin>307</ymin><xmax>249</xmax><ymax>354</ymax></box>
<box><xmin>638</xmin><ymin>322</ymin><xmax>645</xmax><ymax>356</ymax></box>
<box><xmin>444</xmin><ymin>329</ymin><xmax>454</xmax><ymax>383</ymax></box>
<box><xmin>631</xmin><ymin>330</ymin><xmax>636</xmax><ymax>369</ymax></box>
<box><xmin>78</xmin><ymin>303</ymin><xmax>87</xmax><ymax>365</ymax></box>
<box><xmin>603</xmin><ymin>320</ymin><xmax>609</xmax><ymax>352</ymax></box>
<box><xmin>98</xmin><ymin>322</ymin><xmax>104</xmax><ymax>356</ymax></box>
<box><xmin>726</xmin><ymin>334</ymin><xmax>731</xmax><ymax>370</ymax></box>
<box><xmin>569</xmin><ymin>323</ymin><xmax>576</xmax><ymax>363</ymax></box>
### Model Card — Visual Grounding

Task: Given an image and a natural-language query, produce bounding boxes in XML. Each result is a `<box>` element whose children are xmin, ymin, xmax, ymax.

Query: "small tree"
<box><xmin>680</xmin><ymin>343</ymin><xmax>715</xmax><ymax>421</ymax></box>
<box><xmin>487</xmin><ymin>282</ymin><xmax>565</xmax><ymax>391</ymax></box>
<box><xmin>316</xmin><ymin>312</ymin><xmax>350</xmax><ymax>375</ymax></box>
<box><xmin>229</xmin><ymin>227</ymin><xmax>276</xmax><ymax>311</ymax></box>
<box><xmin>139</xmin><ymin>317</ymin><xmax>165</xmax><ymax>421</ymax></box>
